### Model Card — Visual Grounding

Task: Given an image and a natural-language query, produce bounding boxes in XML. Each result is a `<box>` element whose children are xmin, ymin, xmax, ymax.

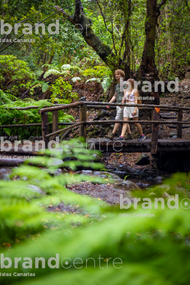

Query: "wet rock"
<box><xmin>81</xmin><ymin>170</ymin><xmax>93</xmax><ymax>175</ymax></box>
<box><xmin>45</xmin><ymin>168</ymin><xmax>62</xmax><ymax>176</ymax></box>
<box><xmin>136</xmin><ymin>153</ymin><xmax>150</xmax><ymax>165</ymax></box>
<box><xmin>154</xmin><ymin>176</ymin><xmax>163</xmax><ymax>183</ymax></box>
<box><xmin>54</xmin><ymin>168</ymin><xmax>63</xmax><ymax>176</ymax></box>
<box><xmin>114</xmin><ymin>180</ymin><xmax>140</xmax><ymax>191</ymax></box>
<box><xmin>63</xmin><ymin>157</ymin><xmax>76</xmax><ymax>162</ymax></box>
<box><xmin>136</xmin><ymin>181</ymin><xmax>150</xmax><ymax>188</ymax></box>
<box><xmin>47</xmin><ymin>158</ymin><xmax>64</xmax><ymax>168</ymax></box>
<box><xmin>0</xmin><ymin>168</ymin><xmax>11</xmax><ymax>180</ymax></box>
<box><xmin>110</xmin><ymin>171</ymin><xmax>127</xmax><ymax>179</ymax></box>
<box><xmin>93</xmin><ymin>171</ymin><xmax>122</xmax><ymax>181</ymax></box>
<box><xmin>92</xmin><ymin>153</ymin><xmax>102</xmax><ymax>162</ymax></box>
<box><xmin>76</xmin><ymin>170</ymin><xmax>122</xmax><ymax>182</ymax></box>
<box><xmin>94</xmin><ymin>109</ymin><xmax>110</xmax><ymax>120</ymax></box>
<box><xmin>28</xmin><ymin>184</ymin><xmax>44</xmax><ymax>195</ymax></box>
<box><xmin>169</xmin><ymin>132</ymin><xmax>177</xmax><ymax>138</ymax></box>
<box><xmin>80</xmin><ymin>97</ymin><xmax>86</xmax><ymax>101</ymax></box>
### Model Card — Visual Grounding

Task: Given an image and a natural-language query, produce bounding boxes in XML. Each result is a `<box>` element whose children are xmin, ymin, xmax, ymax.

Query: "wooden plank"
<box><xmin>177</xmin><ymin>109</ymin><xmax>183</xmax><ymax>138</ymax></box>
<box><xmin>39</xmin><ymin>101</ymin><xmax>190</xmax><ymax>115</ymax></box>
<box><xmin>151</xmin><ymin>108</ymin><xmax>160</xmax><ymax>155</ymax></box>
<box><xmin>86</xmin><ymin>138</ymin><xmax>190</xmax><ymax>153</ymax></box>
<box><xmin>41</xmin><ymin>112</ymin><xmax>49</xmax><ymax>148</ymax></box>
<box><xmin>175</xmin><ymin>141</ymin><xmax>184</xmax><ymax>146</ymax></box>
<box><xmin>0</xmin><ymin>122</ymin><xmax>74</xmax><ymax>129</ymax></box>
<box><xmin>79</xmin><ymin>104</ymin><xmax>87</xmax><ymax>141</ymax></box>
<box><xmin>0</xmin><ymin>123</ymin><xmax>42</xmax><ymax>128</ymax></box>
<box><xmin>85</xmin><ymin>120</ymin><xmax>190</xmax><ymax>125</ymax></box>
<box><xmin>85</xmin><ymin>101</ymin><xmax>190</xmax><ymax>111</ymax></box>
<box><xmin>52</xmin><ymin>110</ymin><xmax>59</xmax><ymax>139</ymax></box>
<box><xmin>46</xmin><ymin>122</ymin><xmax>83</xmax><ymax>138</ymax></box>
<box><xmin>39</xmin><ymin>102</ymin><xmax>82</xmax><ymax>113</ymax></box>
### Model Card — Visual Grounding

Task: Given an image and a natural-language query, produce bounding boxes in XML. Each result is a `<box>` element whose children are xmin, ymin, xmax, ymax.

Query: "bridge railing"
<box><xmin>39</xmin><ymin>102</ymin><xmax>190</xmax><ymax>154</ymax></box>
<box><xmin>0</xmin><ymin>104</ymin><xmax>74</xmax><ymax>139</ymax></box>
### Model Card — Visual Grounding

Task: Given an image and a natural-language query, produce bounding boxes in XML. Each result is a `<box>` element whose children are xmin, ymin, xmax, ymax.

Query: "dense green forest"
<box><xmin>0</xmin><ymin>1</ymin><xmax>190</xmax><ymax>284</ymax></box>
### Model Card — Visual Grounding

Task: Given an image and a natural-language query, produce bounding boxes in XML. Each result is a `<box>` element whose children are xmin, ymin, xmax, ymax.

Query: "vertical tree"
<box><xmin>139</xmin><ymin>0</ymin><xmax>167</xmax><ymax>77</ymax></box>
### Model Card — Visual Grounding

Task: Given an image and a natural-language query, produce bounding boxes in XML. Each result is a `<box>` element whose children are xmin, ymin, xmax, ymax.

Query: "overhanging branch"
<box><xmin>157</xmin><ymin>0</ymin><xmax>167</xmax><ymax>11</ymax></box>
<box><xmin>55</xmin><ymin>6</ymin><xmax>75</xmax><ymax>24</ymax></box>
<box><xmin>95</xmin><ymin>0</ymin><xmax>112</xmax><ymax>34</ymax></box>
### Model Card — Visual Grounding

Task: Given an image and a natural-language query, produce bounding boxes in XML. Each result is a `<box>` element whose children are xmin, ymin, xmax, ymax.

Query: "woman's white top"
<box><xmin>125</xmin><ymin>89</ymin><xmax>135</xmax><ymax>102</ymax></box>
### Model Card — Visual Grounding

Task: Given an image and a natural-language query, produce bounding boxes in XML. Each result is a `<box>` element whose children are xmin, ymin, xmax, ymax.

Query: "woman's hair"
<box><xmin>127</xmin><ymin>78</ymin><xmax>142</xmax><ymax>104</ymax></box>
<box><xmin>128</xmin><ymin>78</ymin><xmax>135</xmax><ymax>90</ymax></box>
<box><xmin>115</xmin><ymin>69</ymin><xmax>125</xmax><ymax>77</ymax></box>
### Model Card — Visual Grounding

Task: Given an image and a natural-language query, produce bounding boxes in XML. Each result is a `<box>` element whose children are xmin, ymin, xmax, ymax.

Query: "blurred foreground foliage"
<box><xmin>0</xmin><ymin>140</ymin><xmax>190</xmax><ymax>284</ymax></box>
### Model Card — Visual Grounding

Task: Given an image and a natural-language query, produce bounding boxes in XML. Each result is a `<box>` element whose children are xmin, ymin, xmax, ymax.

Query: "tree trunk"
<box><xmin>139</xmin><ymin>0</ymin><xmax>167</xmax><ymax>79</ymax></box>
<box><xmin>136</xmin><ymin>0</ymin><xmax>167</xmax><ymax>132</ymax></box>
<box><xmin>140</xmin><ymin>0</ymin><xmax>158</xmax><ymax>76</ymax></box>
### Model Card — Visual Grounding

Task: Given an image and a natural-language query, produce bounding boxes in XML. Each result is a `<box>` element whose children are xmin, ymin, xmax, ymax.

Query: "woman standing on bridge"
<box><xmin>118</xmin><ymin>79</ymin><xmax>146</xmax><ymax>141</ymax></box>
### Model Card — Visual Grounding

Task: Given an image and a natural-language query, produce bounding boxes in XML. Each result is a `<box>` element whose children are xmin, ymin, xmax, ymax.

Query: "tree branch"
<box><xmin>95</xmin><ymin>0</ymin><xmax>112</xmax><ymax>34</ymax></box>
<box><xmin>120</xmin><ymin>0</ymin><xmax>131</xmax><ymax>67</ymax></box>
<box><xmin>55</xmin><ymin>5</ymin><xmax>75</xmax><ymax>24</ymax></box>
<box><xmin>157</xmin><ymin>0</ymin><xmax>167</xmax><ymax>11</ymax></box>
<box><xmin>74</xmin><ymin>0</ymin><xmax>84</xmax><ymax>21</ymax></box>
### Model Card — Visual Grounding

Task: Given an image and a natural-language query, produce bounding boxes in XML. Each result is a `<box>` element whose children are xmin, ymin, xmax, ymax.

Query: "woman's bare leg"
<box><xmin>112</xmin><ymin>122</ymin><xmax>120</xmax><ymax>134</ymax></box>
<box><xmin>126</xmin><ymin>123</ymin><xmax>132</xmax><ymax>134</ymax></box>
<box><xmin>120</xmin><ymin>117</ymin><xmax>129</xmax><ymax>137</ymax></box>
<box><xmin>132</xmin><ymin>117</ymin><xmax>143</xmax><ymax>136</ymax></box>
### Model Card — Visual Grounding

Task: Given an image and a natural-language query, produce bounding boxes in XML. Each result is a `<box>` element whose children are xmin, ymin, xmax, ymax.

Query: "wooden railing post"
<box><xmin>41</xmin><ymin>112</ymin><xmax>49</xmax><ymax>148</ymax></box>
<box><xmin>79</xmin><ymin>103</ymin><xmax>87</xmax><ymax>141</ymax></box>
<box><xmin>52</xmin><ymin>110</ymin><xmax>58</xmax><ymax>139</ymax></box>
<box><xmin>151</xmin><ymin>108</ymin><xmax>160</xmax><ymax>155</ymax></box>
<box><xmin>177</xmin><ymin>109</ymin><xmax>183</xmax><ymax>138</ymax></box>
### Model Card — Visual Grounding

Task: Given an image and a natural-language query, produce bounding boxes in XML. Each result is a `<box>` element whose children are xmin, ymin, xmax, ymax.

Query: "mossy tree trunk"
<box><xmin>140</xmin><ymin>0</ymin><xmax>158</xmax><ymax>76</ymax></box>
<box><xmin>136</xmin><ymin>0</ymin><xmax>168</xmax><ymax>133</ymax></box>
<box><xmin>138</xmin><ymin>0</ymin><xmax>167</xmax><ymax>81</ymax></box>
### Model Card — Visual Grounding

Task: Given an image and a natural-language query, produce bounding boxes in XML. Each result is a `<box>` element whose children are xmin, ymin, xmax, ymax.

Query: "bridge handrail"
<box><xmin>39</xmin><ymin>101</ymin><xmax>190</xmax><ymax>113</ymax></box>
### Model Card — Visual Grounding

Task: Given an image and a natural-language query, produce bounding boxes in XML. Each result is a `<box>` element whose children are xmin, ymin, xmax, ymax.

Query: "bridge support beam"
<box><xmin>52</xmin><ymin>110</ymin><xmax>58</xmax><ymax>140</ymax></box>
<box><xmin>151</xmin><ymin>108</ymin><xmax>159</xmax><ymax>155</ymax></box>
<box><xmin>177</xmin><ymin>109</ymin><xmax>183</xmax><ymax>138</ymax></box>
<box><xmin>79</xmin><ymin>104</ymin><xmax>87</xmax><ymax>141</ymax></box>
<box><xmin>41</xmin><ymin>112</ymin><xmax>49</xmax><ymax>148</ymax></box>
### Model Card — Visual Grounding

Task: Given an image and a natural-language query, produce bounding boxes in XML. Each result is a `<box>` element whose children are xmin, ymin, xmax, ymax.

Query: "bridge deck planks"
<box><xmin>87</xmin><ymin>138</ymin><xmax>190</xmax><ymax>153</ymax></box>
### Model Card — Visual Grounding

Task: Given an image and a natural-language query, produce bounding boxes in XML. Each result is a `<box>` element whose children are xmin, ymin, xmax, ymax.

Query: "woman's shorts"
<box><xmin>115</xmin><ymin>106</ymin><xmax>123</xmax><ymax>120</ymax></box>
<box><xmin>124</xmin><ymin>105</ymin><xmax>139</xmax><ymax>118</ymax></box>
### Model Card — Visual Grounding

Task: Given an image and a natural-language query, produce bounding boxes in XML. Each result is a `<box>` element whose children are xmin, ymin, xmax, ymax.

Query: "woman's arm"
<box><xmin>131</xmin><ymin>90</ymin><xmax>138</xmax><ymax>116</ymax></box>
<box><xmin>134</xmin><ymin>90</ymin><xmax>138</xmax><ymax>112</ymax></box>
<box><xmin>121</xmin><ymin>95</ymin><xmax>126</xmax><ymax>104</ymax></box>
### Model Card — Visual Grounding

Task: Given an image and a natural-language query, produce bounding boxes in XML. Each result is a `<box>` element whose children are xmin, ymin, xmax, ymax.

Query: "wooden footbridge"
<box><xmin>39</xmin><ymin>101</ymin><xmax>190</xmax><ymax>153</ymax></box>
<box><xmin>0</xmin><ymin>101</ymin><xmax>190</xmax><ymax>169</ymax></box>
